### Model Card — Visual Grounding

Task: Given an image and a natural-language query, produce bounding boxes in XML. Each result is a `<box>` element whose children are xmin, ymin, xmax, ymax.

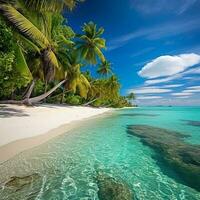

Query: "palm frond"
<box><xmin>97</xmin><ymin>60</ymin><xmax>112</xmax><ymax>76</ymax></box>
<box><xmin>94</xmin><ymin>46</ymin><xmax>105</xmax><ymax>63</ymax></box>
<box><xmin>46</xmin><ymin>49</ymin><xmax>59</xmax><ymax>68</ymax></box>
<box><xmin>77</xmin><ymin>75</ymin><xmax>90</xmax><ymax>98</ymax></box>
<box><xmin>93</xmin><ymin>38</ymin><xmax>106</xmax><ymax>49</ymax></box>
<box><xmin>23</xmin><ymin>0</ymin><xmax>83</xmax><ymax>12</ymax></box>
<box><xmin>18</xmin><ymin>34</ymin><xmax>40</xmax><ymax>53</ymax></box>
<box><xmin>24</xmin><ymin>0</ymin><xmax>63</xmax><ymax>12</ymax></box>
<box><xmin>0</xmin><ymin>4</ymin><xmax>49</xmax><ymax>48</ymax></box>
<box><xmin>15</xmin><ymin>43</ymin><xmax>33</xmax><ymax>81</ymax></box>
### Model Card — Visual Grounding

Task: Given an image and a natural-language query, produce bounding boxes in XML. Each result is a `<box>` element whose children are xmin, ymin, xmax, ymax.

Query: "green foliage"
<box><xmin>126</xmin><ymin>92</ymin><xmax>135</xmax><ymax>101</ymax></box>
<box><xmin>63</xmin><ymin>50</ymin><xmax>91</xmax><ymax>99</ymax></box>
<box><xmin>0</xmin><ymin>19</ymin><xmax>29</xmax><ymax>99</ymax></box>
<box><xmin>52</xmin><ymin>14</ymin><xmax>75</xmax><ymax>46</ymax></box>
<box><xmin>97</xmin><ymin>60</ymin><xmax>112</xmax><ymax>76</ymax></box>
<box><xmin>46</xmin><ymin>94</ymin><xmax>61</xmax><ymax>104</ymax></box>
<box><xmin>87</xmin><ymin>75</ymin><xmax>133</xmax><ymax>108</ymax></box>
<box><xmin>65</xmin><ymin>95</ymin><xmax>83</xmax><ymax>105</ymax></box>
<box><xmin>112</xmin><ymin>96</ymin><xmax>132</xmax><ymax>108</ymax></box>
<box><xmin>32</xmin><ymin>80</ymin><xmax>45</xmax><ymax>96</ymax></box>
<box><xmin>0</xmin><ymin>52</ymin><xmax>29</xmax><ymax>99</ymax></box>
<box><xmin>0</xmin><ymin>18</ymin><xmax>14</xmax><ymax>53</ymax></box>
<box><xmin>82</xmin><ymin>70</ymin><xmax>93</xmax><ymax>82</ymax></box>
<box><xmin>0</xmin><ymin>2</ymin><xmax>135</xmax><ymax>107</ymax></box>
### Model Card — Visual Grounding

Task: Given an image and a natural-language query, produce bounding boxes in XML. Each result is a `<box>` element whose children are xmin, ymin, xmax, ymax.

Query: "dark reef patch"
<box><xmin>119</xmin><ymin>113</ymin><xmax>159</xmax><ymax>117</ymax></box>
<box><xmin>96</xmin><ymin>172</ymin><xmax>134</xmax><ymax>200</ymax></box>
<box><xmin>182</xmin><ymin>120</ymin><xmax>200</xmax><ymax>127</ymax></box>
<box><xmin>4</xmin><ymin>173</ymin><xmax>41</xmax><ymax>192</ymax></box>
<box><xmin>127</xmin><ymin>125</ymin><xmax>200</xmax><ymax>192</ymax></box>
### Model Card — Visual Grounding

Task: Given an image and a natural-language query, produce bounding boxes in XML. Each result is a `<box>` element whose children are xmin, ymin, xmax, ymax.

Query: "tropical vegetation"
<box><xmin>0</xmin><ymin>0</ymin><xmax>135</xmax><ymax>107</ymax></box>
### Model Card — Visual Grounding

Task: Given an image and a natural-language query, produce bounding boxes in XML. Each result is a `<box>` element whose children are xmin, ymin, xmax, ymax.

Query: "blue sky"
<box><xmin>65</xmin><ymin>0</ymin><xmax>200</xmax><ymax>105</ymax></box>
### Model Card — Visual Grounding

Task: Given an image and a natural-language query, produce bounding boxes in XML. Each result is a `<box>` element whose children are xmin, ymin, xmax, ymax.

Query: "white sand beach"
<box><xmin>0</xmin><ymin>104</ymin><xmax>111</xmax><ymax>163</ymax></box>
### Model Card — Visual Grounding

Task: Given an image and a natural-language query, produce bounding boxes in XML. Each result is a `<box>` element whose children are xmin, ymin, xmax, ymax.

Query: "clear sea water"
<box><xmin>0</xmin><ymin>107</ymin><xmax>200</xmax><ymax>200</ymax></box>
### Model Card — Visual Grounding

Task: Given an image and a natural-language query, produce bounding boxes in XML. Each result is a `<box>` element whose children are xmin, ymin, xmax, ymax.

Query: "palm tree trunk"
<box><xmin>105</xmin><ymin>103</ymin><xmax>113</xmax><ymax>108</ymax></box>
<box><xmin>83</xmin><ymin>98</ymin><xmax>99</xmax><ymax>106</ymax></box>
<box><xmin>44</xmin><ymin>80</ymin><xmax>48</xmax><ymax>103</ymax></box>
<box><xmin>29</xmin><ymin>80</ymin><xmax>66</xmax><ymax>104</ymax></box>
<box><xmin>60</xmin><ymin>88</ymin><xmax>65</xmax><ymax>104</ymax></box>
<box><xmin>0</xmin><ymin>80</ymin><xmax>66</xmax><ymax>106</ymax></box>
<box><xmin>23</xmin><ymin>80</ymin><xmax>35</xmax><ymax>99</ymax></box>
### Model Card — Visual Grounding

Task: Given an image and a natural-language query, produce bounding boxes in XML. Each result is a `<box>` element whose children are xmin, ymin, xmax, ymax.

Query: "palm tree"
<box><xmin>63</xmin><ymin>50</ymin><xmax>91</xmax><ymax>100</ymax></box>
<box><xmin>106</xmin><ymin>75</ymin><xmax>120</xmax><ymax>99</ymax></box>
<box><xmin>97</xmin><ymin>60</ymin><xmax>112</xmax><ymax>77</ymax></box>
<box><xmin>0</xmin><ymin>1</ymin><xmax>77</xmax><ymax>104</ymax></box>
<box><xmin>127</xmin><ymin>93</ymin><xmax>135</xmax><ymax>101</ymax></box>
<box><xmin>0</xmin><ymin>3</ymin><xmax>57</xmax><ymax>92</ymax></box>
<box><xmin>86</xmin><ymin>76</ymin><xmax>120</xmax><ymax>107</ymax></box>
<box><xmin>76</xmin><ymin>21</ymin><xmax>106</xmax><ymax>65</ymax></box>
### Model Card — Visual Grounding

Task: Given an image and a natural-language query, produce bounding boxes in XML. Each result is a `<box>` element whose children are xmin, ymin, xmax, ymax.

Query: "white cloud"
<box><xmin>160</xmin><ymin>84</ymin><xmax>183</xmax><ymax>88</ymax></box>
<box><xmin>187</xmin><ymin>86</ymin><xmax>200</xmax><ymax>89</ymax></box>
<box><xmin>176</xmin><ymin>96</ymin><xmax>190</xmax><ymax>98</ymax></box>
<box><xmin>138</xmin><ymin>53</ymin><xmax>200</xmax><ymax>78</ymax></box>
<box><xmin>183</xmin><ymin>89</ymin><xmax>200</xmax><ymax>93</ymax></box>
<box><xmin>137</xmin><ymin>96</ymin><xmax>163</xmax><ymax>100</ymax></box>
<box><xmin>136</xmin><ymin>97</ymin><xmax>200</xmax><ymax>106</ymax></box>
<box><xmin>182</xmin><ymin>66</ymin><xmax>200</xmax><ymax>75</ymax></box>
<box><xmin>171</xmin><ymin>92</ymin><xmax>193</xmax><ymax>96</ymax></box>
<box><xmin>145</xmin><ymin>76</ymin><xmax>178</xmax><ymax>85</ymax></box>
<box><xmin>129</xmin><ymin>86</ymin><xmax>171</xmax><ymax>94</ymax></box>
<box><xmin>145</xmin><ymin>66</ymin><xmax>200</xmax><ymax>85</ymax></box>
<box><xmin>179</xmin><ymin>86</ymin><xmax>200</xmax><ymax>93</ymax></box>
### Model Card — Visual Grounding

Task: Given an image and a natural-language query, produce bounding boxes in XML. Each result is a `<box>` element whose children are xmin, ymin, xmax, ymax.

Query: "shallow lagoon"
<box><xmin>0</xmin><ymin>107</ymin><xmax>200</xmax><ymax>199</ymax></box>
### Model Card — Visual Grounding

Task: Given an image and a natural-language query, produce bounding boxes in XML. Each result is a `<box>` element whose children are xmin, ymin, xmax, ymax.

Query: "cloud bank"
<box><xmin>129</xmin><ymin>86</ymin><xmax>171</xmax><ymax>94</ymax></box>
<box><xmin>138</xmin><ymin>53</ymin><xmax>200</xmax><ymax>78</ymax></box>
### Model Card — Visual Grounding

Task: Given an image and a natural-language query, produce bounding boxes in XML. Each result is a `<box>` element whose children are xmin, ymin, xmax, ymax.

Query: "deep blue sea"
<box><xmin>0</xmin><ymin>107</ymin><xmax>200</xmax><ymax>199</ymax></box>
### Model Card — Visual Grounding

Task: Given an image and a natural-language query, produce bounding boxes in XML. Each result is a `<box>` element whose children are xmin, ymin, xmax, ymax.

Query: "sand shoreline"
<box><xmin>0</xmin><ymin>104</ymin><xmax>111</xmax><ymax>163</ymax></box>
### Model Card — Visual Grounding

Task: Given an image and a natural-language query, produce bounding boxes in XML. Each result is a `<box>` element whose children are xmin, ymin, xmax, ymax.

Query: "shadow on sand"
<box><xmin>0</xmin><ymin>105</ymin><xmax>29</xmax><ymax>118</ymax></box>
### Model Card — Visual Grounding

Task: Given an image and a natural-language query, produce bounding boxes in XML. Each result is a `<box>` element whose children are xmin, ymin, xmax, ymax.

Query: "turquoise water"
<box><xmin>0</xmin><ymin>107</ymin><xmax>200</xmax><ymax>199</ymax></box>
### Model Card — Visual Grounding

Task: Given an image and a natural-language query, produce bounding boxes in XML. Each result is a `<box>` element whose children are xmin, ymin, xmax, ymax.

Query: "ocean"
<box><xmin>0</xmin><ymin>107</ymin><xmax>200</xmax><ymax>199</ymax></box>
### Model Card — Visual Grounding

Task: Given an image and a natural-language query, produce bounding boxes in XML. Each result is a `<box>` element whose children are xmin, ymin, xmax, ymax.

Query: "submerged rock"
<box><xmin>96</xmin><ymin>172</ymin><xmax>133</xmax><ymax>200</ymax></box>
<box><xmin>127</xmin><ymin>125</ymin><xmax>200</xmax><ymax>191</ymax></box>
<box><xmin>182</xmin><ymin>120</ymin><xmax>200</xmax><ymax>127</ymax></box>
<box><xmin>120</xmin><ymin>113</ymin><xmax>158</xmax><ymax>117</ymax></box>
<box><xmin>5</xmin><ymin>173</ymin><xmax>41</xmax><ymax>192</ymax></box>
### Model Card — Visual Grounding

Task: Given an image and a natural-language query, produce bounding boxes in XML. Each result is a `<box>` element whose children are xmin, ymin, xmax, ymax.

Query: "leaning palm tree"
<box><xmin>97</xmin><ymin>60</ymin><xmax>112</xmax><ymax>77</ymax></box>
<box><xmin>76</xmin><ymin>21</ymin><xmax>106</xmax><ymax>65</ymax></box>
